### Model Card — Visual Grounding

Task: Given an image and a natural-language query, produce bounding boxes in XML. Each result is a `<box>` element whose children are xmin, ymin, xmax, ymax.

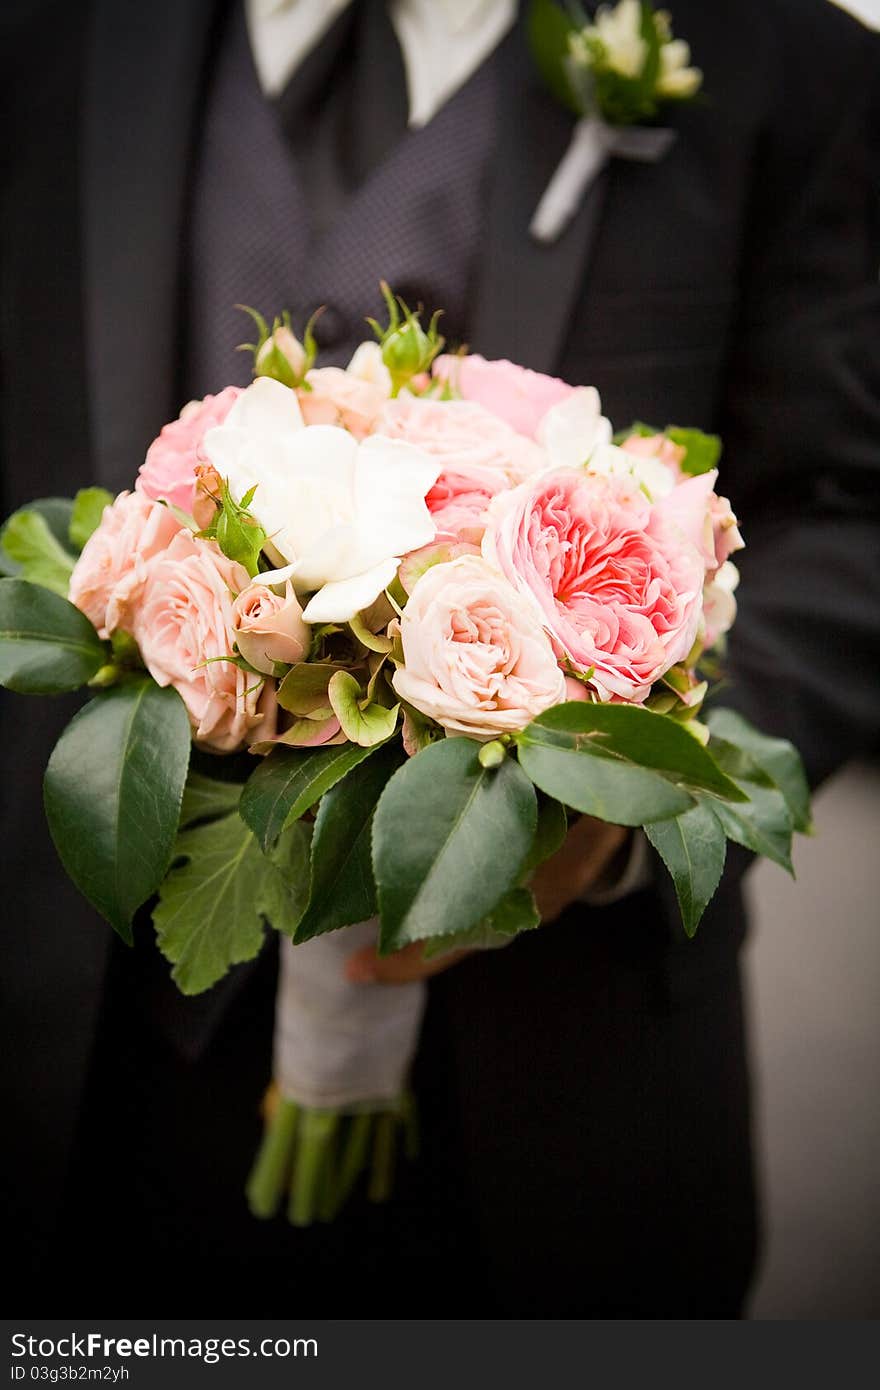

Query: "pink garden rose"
<box><xmin>392</xmin><ymin>555</ymin><xmax>566</xmax><ymax>739</ymax></box>
<box><xmin>297</xmin><ymin>366</ymin><xmax>388</xmax><ymax>438</ymax></box>
<box><xmin>68</xmin><ymin>491</ymin><xmax>181</xmax><ymax>638</ymax></box>
<box><xmin>482</xmin><ymin>469</ymin><xmax>705</xmax><ymax>703</ymax></box>
<box><xmin>376</xmin><ymin>396</ymin><xmax>543</xmax><ymax>541</ymax></box>
<box><xmin>126</xmin><ymin>530</ymin><xmax>268</xmax><ymax>752</ymax></box>
<box><xmin>710</xmin><ymin>491</ymin><xmax>744</xmax><ymax>568</ymax></box>
<box><xmin>433</xmin><ymin>354</ymin><xmax>578</xmax><ymax>439</ymax></box>
<box><xmin>137</xmin><ymin>387</ymin><xmax>241</xmax><ymax>513</ymax></box>
<box><xmin>231</xmin><ymin>580</ymin><xmax>309</xmax><ymax>676</ymax></box>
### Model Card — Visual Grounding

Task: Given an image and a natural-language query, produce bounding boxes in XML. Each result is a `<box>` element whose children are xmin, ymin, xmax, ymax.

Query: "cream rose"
<box><xmin>231</xmin><ymin>580</ymin><xmax>309</xmax><ymax>676</ymax></box>
<box><xmin>392</xmin><ymin>555</ymin><xmax>566</xmax><ymax>739</ymax></box>
<box><xmin>128</xmin><ymin>530</ymin><xmax>267</xmax><ymax>752</ymax></box>
<box><xmin>202</xmin><ymin>377</ymin><xmax>441</xmax><ymax>623</ymax></box>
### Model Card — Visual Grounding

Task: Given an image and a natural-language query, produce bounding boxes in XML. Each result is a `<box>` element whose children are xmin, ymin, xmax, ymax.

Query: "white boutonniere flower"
<box><xmin>529</xmin><ymin>0</ymin><xmax>703</xmax><ymax>242</ymax></box>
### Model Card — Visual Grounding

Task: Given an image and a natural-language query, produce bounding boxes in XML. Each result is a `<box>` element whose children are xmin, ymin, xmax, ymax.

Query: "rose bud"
<box><xmin>231</xmin><ymin>579</ymin><xmax>310</xmax><ymax>675</ymax></box>
<box><xmin>191</xmin><ymin>460</ymin><xmax>223</xmax><ymax>530</ymax></box>
<box><xmin>255</xmin><ymin>325</ymin><xmax>308</xmax><ymax>388</ymax></box>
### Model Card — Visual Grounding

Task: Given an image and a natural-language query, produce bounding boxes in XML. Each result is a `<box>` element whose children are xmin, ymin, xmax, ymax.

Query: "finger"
<box><xmin>345</xmin><ymin>941</ymin><xmax>470</xmax><ymax>984</ymax></box>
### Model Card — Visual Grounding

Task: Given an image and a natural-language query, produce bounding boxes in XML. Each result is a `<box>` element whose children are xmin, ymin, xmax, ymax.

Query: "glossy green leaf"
<box><xmin>259</xmin><ymin>819</ymin><xmax>313</xmax><ymax>938</ymax></box>
<box><xmin>328</xmin><ymin>670</ymin><xmax>399</xmax><ymax>747</ymax></box>
<box><xmin>0</xmin><ymin>578</ymin><xmax>107</xmax><ymax>693</ymax></box>
<box><xmin>374</xmin><ymin>737</ymin><xmax>538</xmax><ymax>952</ymax></box>
<box><xmin>706</xmin><ymin>708</ymin><xmax>811</xmax><ymax>833</ymax></box>
<box><xmin>179</xmin><ymin>770</ymin><xmax>244</xmax><ymax>828</ymax></box>
<box><xmin>422</xmin><ymin>885</ymin><xmax>541</xmax><ymax>959</ymax></box>
<box><xmin>645</xmin><ymin>803</ymin><xmax>727</xmax><ymax>937</ymax></box>
<box><xmin>0</xmin><ymin>510</ymin><xmax>76</xmax><ymax>595</ymax></box>
<box><xmin>294</xmin><ymin>743</ymin><xmax>405</xmax><ymax>943</ymax></box>
<box><xmin>522</xmin><ymin>794</ymin><xmax>568</xmax><ymax>876</ymax></box>
<box><xmin>44</xmin><ymin>680</ymin><xmax>191</xmax><ymax>943</ymax></box>
<box><xmin>153</xmin><ymin>809</ymin><xmax>309</xmax><ymax>993</ymax></box>
<box><xmin>240</xmin><ymin>740</ymin><xmax>382</xmax><ymax>852</ymax></box>
<box><xmin>666</xmin><ymin>426</ymin><xmax>723</xmax><ymax>477</ymax></box>
<box><xmin>0</xmin><ymin>497</ymin><xmax>74</xmax><ymax>577</ymax></box>
<box><xmin>516</xmin><ymin>701</ymin><xmax>745</xmax><ymax>824</ymax></box>
<box><xmin>527</xmin><ymin>0</ymin><xmax>582</xmax><ymax>115</ymax></box>
<box><xmin>69</xmin><ymin>487</ymin><xmax>113</xmax><ymax>551</ymax></box>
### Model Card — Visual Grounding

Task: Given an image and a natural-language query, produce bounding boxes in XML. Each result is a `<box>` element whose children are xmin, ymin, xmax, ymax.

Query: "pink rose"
<box><xmin>433</xmin><ymin>353</ymin><xmax>577</xmax><ymax>438</ymax></box>
<box><xmin>376</xmin><ymin>396</ymin><xmax>542</xmax><ymax>541</ymax></box>
<box><xmin>392</xmin><ymin>555</ymin><xmax>566</xmax><ymax>739</ymax></box>
<box><xmin>619</xmin><ymin>433</ymin><xmax>687</xmax><ymax>475</ymax></box>
<box><xmin>128</xmin><ymin>530</ymin><xmax>268</xmax><ymax>752</ymax></box>
<box><xmin>702</xmin><ymin>560</ymin><xmax>740</xmax><ymax>648</ymax></box>
<box><xmin>137</xmin><ymin>387</ymin><xmax>241</xmax><ymax>513</ymax></box>
<box><xmin>709</xmin><ymin>492</ymin><xmax>744</xmax><ymax>568</ymax></box>
<box><xmin>68</xmin><ymin>491</ymin><xmax>181</xmax><ymax>638</ymax></box>
<box><xmin>483</xmin><ymin>469</ymin><xmax>704</xmax><ymax>703</ymax></box>
<box><xmin>297</xmin><ymin>367</ymin><xmax>388</xmax><ymax>438</ymax></box>
<box><xmin>231</xmin><ymin>580</ymin><xmax>309</xmax><ymax>676</ymax></box>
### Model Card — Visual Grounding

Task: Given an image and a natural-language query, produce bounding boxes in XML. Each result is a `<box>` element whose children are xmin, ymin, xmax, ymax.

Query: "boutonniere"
<box><xmin>528</xmin><ymin>0</ymin><xmax>703</xmax><ymax>243</ymax></box>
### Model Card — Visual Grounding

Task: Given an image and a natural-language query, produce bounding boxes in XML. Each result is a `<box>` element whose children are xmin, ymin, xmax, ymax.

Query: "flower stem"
<box><xmin>245</xmin><ymin>1098</ymin><xmax>298</xmax><ymax>1219</ymax></box>
<box><xmin>368</xmin><ymin>1112</ymin><xmax>397</xmax><ymax>1205</ymax></box>
<box><xmin>288</xmin><ymin>1110</ymin><xmax>338</xmax><ymax>1228</ymax></box>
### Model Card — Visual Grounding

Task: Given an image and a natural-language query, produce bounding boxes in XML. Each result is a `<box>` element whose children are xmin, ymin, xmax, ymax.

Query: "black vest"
<box><xmin>184</xmin><ymin>2</ymin><xmax>501</xmax><ymax>397</ymax></box>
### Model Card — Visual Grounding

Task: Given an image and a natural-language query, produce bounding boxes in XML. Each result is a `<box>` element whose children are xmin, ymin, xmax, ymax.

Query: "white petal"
<box><xmin>538</xmin><ymin>387</ymin><xmax>612</xmax><ymax>471</ymax></box>
<box><xmin>350</xmin><ymin>436</ymin><xmax>441</xmax><ymax>569</ymax></box>
<box><xmin>219</xmin><ymin>374</ymin><xmax>304</xmax><ymax>438</ymax></box>
<box><xmin>301</xmin><ymin>558</ymin><xmax>401</xmax><ymax>623</ymax></box>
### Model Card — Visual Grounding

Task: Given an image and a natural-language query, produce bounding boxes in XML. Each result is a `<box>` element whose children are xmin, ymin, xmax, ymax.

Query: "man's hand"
<box><xmin>345</xmin><ymin>816</ymin><xmax>630</xmax><ymax>985</ymax></box>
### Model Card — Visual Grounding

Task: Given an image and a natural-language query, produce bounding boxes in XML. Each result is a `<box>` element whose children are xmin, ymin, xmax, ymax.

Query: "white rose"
<box><xmin>536</xmin><ymin>386</ymin><xmax>613</xmax><ymax>471</ymax></box>
<box><xmin>587</xmin><ymin>442</ymin><xmax>676</xmax><ymax>502</ymax></box>
<box><xmin>392</xmin><ymin>555</ymin><xmax>566</xmax><ymax>740</ymax></box>
<box><xmin>203</xmin><ymin>377</ymin><xmax>441</xmax><ymax>623</ymax></box>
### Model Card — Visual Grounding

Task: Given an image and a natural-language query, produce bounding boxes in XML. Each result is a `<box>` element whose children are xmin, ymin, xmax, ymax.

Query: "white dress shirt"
<box><xmin>246</xmin><ymin>0</ymin><xmax>517</xmax><ymax>126</ymax></box>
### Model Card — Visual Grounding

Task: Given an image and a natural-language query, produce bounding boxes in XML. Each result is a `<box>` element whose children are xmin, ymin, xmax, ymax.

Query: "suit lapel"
<box><xmin>470</xmin><ymin>17</ymin><xmax>609</xmax><ymax>374</ymax></box>
<box><xmin>82</xmin><ymin>0</ymin><xmax>218</xmax><ymax>491</ymax></box>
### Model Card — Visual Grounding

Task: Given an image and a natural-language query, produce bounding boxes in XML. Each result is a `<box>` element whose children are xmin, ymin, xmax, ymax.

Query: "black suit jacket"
<box><xmin>2</xmin><ymin>0</ymin><xmax>879</xmax><ymax>1303</ymax></box>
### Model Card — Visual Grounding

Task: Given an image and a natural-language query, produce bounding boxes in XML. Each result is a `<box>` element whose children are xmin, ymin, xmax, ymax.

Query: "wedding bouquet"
<box><xmin>0</xmin><ymin>289</ymin><xmax>809</xmax><ymax>1224</ymax></box>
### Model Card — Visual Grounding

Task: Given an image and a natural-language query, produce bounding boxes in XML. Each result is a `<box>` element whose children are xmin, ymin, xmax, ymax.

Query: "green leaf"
<box><xmin>276</xmin><ymin>661</ymin><xmax>341</xmax><ymax>716</ymax></box>
<box><xmin>349</xmin><ymin>610</ymin><xmax>393</xmax><ymax>654</ymax></box>
<box><xmin>527</xmin><ymin>0</ymin><xmax>582</xmax><ymax>116</ymax></box>
<box><xmin>706</xmin><ymin>708</ymin><xmax>811</xmax><ymax>833</ymax></box>
<box><xmin>294</xmin><ymin>743</ymin><xmax>405</xmax><ymax>943</ymax></box>
<box><xmin>423</xmin><ymin>885</ymin><xmax>541</xmax><ymax>959</ymax></box>
<box><xmin>260</xmin><ymin>819</ymin><xmax>313</xmax><ymax>938</ymax></box>
<box><xmin>0</xmin><ymin>578</ymin><xmax>107</xmax><ymax>693</ymax></box>
<box><xmin>154</xmin><ymin>814</ymin><xmax>267</xmax><ymax>993</ymax></box>
<box><xmin>69</xmin><ymin>487</ymin><xmax>113</xmax><ymax>551</ymax></box>
<box><xmin>516</xmin><ymin>702</ymin><xmax>746</xmax><ymax>825</ymax></box>
<box><xmin>522</xmin><ymin>794</ymin><xmax>568</xmax><ymax>876</ymax></box>
<box><xmin>240</xmin><ymin>740</ymin><xmax>382</xmax><ymax>852</ymax></box>
<box><xmin>0</xmin><ymin>510</ymin><xmax>76</xmax><ymax>595</ymax></box>
<box><xmin>703</xmin><ymin>737</ymin><xmax>795</xmax><ymax>875</ymax></box>
<box><xmin>666</xmin><ymin>426</ymin><xmax>722</xmax><ymax>476</ymax></box>
<box><xmin>373</xmin><ymin>737</ymin><xmax>538</xmax><ymax>953</ymax></box>
<box><xmin>179</xmin><ymin>770</ymin><xmax>243</xmax><ymax>828</ymax></box>
<box><xmin>645</xmin><ymin>803</ymin><xmax>727</xmax><ymax>937</ymax></box>
<box><xmin>0</xmin><ymin>497</ymin><xmax>74</xmax><ymax>577</ymax></box>
<box><xmin>328</xmin><ymin>670</ymin><xmax>399</xmax><ymax>747</ymax></box>
<box><xmin>44</xmin><ymin>680</ymin><xmax>191</xmax><ymax>943</ymax></box>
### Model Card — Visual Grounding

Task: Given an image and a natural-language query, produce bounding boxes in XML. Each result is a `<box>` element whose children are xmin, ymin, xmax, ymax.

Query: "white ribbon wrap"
<box><xmin>273</xmin><ymin>920</ymin><xmax>426</xmax><ymax>1110</ymax></box>
<box><xmin>530</xmin><ymin>115</ymin><xmax>677</xmax><ymax>245</ymax></box>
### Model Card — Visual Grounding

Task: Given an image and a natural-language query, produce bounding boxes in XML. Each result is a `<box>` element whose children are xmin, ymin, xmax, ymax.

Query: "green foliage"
<box><xmin>645</xmin><ymin>803</ymin><xmax>727</xmax><ymax>937</ymax></box>
<box><xmin>294</xmin><ymin>743</ymin><xmax>405</xmax><ymax>943</ymax></box>
<box><xmin>152</xmin><ymin>812</ymin><xmax>311</xmax><ymax>994</ymax></box>
<box><xmin>706</xmin><ymin>708</ymin><xmax>811</xmax><ymax>833</ymax></box>
<box><xmin>328</xmin><ymin>670</ymin><xmax>399</xmax><ymax>747</ymax></box>
<box><xmin>522</xmin><ymin>794</ymin><xmax>568</xmax><ymax>876</ymax></box>
<box><xmin>43</xmin><ymin>681</ymin><xmax>191</xmax><ymax>943</ymax></box>
<box><xmin>422</xmin><ymin>885</ymin><xmax>541</xmax><ymax>959</ymax></box>
<box><xmin>179</xmin><ymin>770</ymin><xmax>244</xmax><ymax>828</ymax></box>
<box><xmin>0</xmin><ymin>498</ymin><xmax>75</xmax><ymax>578</ymax></box>
<box><xmin>704</xmin><ymin>737</ymin><xmax>796</xmax><ymax>875</ymax></box>
<box><xmin>69</xmin><ymin>487</ymin><xmax>113</xmax><ymax>551</ymax></box>
<box><xmin>666</xmin><ymin>427</ymin><xmax>723</xmax><ymax>476</ymax></box>
<box><xmin>0</xmin><ymin>510</ymin><xmax>76</xmax><ymax>595</ymax></box>
<box><xmin>367</xmin><ymin>282</ymin><xmax>444</xmax><ymax>394</ymax></box>
<box><xmin>198</xmin><ymin>480</ymin><xmax>266</xmax><ymax>577</ymax></box>
<box><xmin>240</xmin><ymin>740</ymin><xmax>383</xmax><ymax>852</ymax></box>
<box><xmin>516</xmin><ymin>701</ymin><xmax>745</xmax><ymax>825</ymax></box>
<box><xmin>527</xmin><ymin>0</ymin><xmax>583</xmax><ymax>115</ymax></box>
<box><xmin>373</xmin><ymin>737</ymin><xmax>537</xmax><ymax>953</ymax></box>
<box><xmin>0</xmin><ymin>578</ymin><xmax>107</xmax><ymax>692</ymax></box>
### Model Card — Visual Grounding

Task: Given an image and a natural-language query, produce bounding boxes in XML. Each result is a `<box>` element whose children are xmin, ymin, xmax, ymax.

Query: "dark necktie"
<box><xmin>274</xmin><ymin>0</ymin><xmax>410</xmax><ymax>242</ymax></box>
